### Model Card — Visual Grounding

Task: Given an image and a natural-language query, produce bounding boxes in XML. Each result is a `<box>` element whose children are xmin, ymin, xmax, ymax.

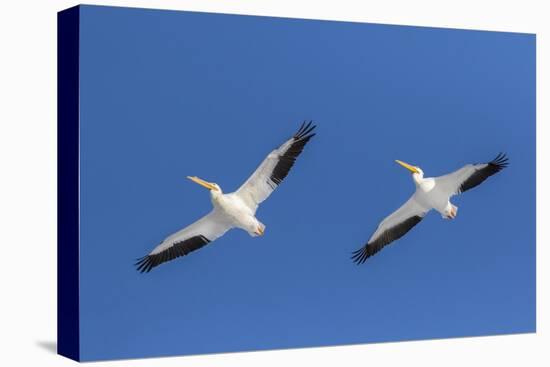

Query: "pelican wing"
<box><xmin>435</xmin><ymin>153</ymin><xmax>509</xmax><ymax>196</ymax></box>
<box><xmin>136</xmin><ymin>210</ymin><xmax>233</xmax><ymax>273</ymax></box>
<box><xmin>235</xmin><ymin>121</ymin><xmax>316</xmax><ymax>212</ymax></box>
<box><xmin>352</xmin><ymin>195</ymin><xmax>429</xmax><ymax>264</ymax></box>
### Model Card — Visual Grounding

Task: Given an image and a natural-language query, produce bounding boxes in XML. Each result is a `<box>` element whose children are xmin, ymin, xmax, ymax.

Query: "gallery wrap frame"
<box><xmin>58</xmin><ymin>4</ymin><xmax>535</xmax><ymax>362</ymax></box>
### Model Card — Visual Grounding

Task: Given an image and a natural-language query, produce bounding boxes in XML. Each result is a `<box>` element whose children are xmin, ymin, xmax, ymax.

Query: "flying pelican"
<box><xmin>136</xmin><ymin>121</ymin><xmax>316</xmax><ymax>273</ymax></box>
<box><xmin>351</xmin><ymin>153</ymin><xmax>509</xmax><ymax>264</ymax></box>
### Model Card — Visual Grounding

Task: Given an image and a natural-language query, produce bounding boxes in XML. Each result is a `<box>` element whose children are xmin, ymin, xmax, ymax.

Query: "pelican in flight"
<box><xmin>136</xmin><ymin>121</ymin><xmax>316</xmax><ymax>272</ymax></box>
<box><xmin>351</xmin><ymin>153</ymin><xmax>509</xmax><ymax>264</ymax></box>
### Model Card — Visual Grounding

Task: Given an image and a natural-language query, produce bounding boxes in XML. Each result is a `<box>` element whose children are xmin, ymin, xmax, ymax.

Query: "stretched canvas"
<box><xmin>58</xmin><ymin>4</ymin><xmax>536</xmax><ymax>362</ymax></box>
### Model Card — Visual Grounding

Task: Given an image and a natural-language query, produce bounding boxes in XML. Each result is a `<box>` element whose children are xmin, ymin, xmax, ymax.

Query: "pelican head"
<box><xmin>395</xmin><ymin>160</ymin><xmax>424</xmax><ymax>182</ymax></box>
<box><xmin>187</xmin><ymin>176</ymin><xmax>223</xmax><ymax>194</ymax></box>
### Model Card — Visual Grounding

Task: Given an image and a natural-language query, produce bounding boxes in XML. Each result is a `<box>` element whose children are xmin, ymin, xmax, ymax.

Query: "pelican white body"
<box><xmin>210</xmin><ymin>191</ymin><xmax>265</xmax><ymax>237</ymax></box>
<box><xmin>412</xmin><ymin>175</ymin><xmax>457</xmax><ymax>218</ymax></box>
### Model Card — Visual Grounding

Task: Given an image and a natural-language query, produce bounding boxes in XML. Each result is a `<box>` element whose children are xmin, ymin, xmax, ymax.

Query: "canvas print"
<box><xmin>58</xmin><ymin>5</ymin><xmax>536</xmax><ymax>362</ymax></box>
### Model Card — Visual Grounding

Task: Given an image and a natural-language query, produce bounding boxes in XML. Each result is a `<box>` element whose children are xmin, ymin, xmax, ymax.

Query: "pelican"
<box><xmin>136</xmin><ymin>121</ymin><xmax>316</xmax><ymax>272</ymax></box>
<box><xmin>351</xmin><ymin>153</ymin><xmax>509</xmax><ymax>264</ymax></box>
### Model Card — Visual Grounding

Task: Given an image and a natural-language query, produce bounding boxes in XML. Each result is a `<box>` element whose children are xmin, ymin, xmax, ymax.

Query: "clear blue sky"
<box><xmin>78</xmin><ymin>5</ymin><xmax>535</xmax><ymax>361</ymax></box>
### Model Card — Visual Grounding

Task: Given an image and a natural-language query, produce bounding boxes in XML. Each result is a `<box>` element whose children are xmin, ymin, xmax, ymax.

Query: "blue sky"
<box><xmin>78</xmin><ymin>5</ymin><xmax>535</xmax><ymax>361</ymax></box>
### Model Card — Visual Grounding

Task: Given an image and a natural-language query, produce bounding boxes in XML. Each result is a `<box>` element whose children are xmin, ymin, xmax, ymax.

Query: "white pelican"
<box><xmin>136</xmin><ymin>121</ymin><xmax>316</xmax><ymax>272</ymax></box>
<box><xmin>351</xmin><ymin>153</ymin><xmax>509</xmax><ymax>264</ymax></box>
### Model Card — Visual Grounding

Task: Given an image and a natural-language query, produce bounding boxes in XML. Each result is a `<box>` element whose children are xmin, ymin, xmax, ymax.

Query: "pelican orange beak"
<box><xmin>395</xmin><ymin>160</ymin><xmax>420</xmax><ymax>174</ymax></box>
<box><xmin>187</xmin><ymin>176</ymin><xmax>217</xmax><ymax>190</ymax></box>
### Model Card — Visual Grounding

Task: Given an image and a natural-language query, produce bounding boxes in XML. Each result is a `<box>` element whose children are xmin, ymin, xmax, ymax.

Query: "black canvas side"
<box><xmin>57</xmin><ymin>5</ymin><xmax>80</xmax><ymax>362</ymax></box>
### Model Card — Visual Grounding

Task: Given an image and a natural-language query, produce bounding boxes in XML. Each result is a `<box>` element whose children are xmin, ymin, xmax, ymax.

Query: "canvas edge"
<box><xmin>57</xmin><ymin>4</ymin><xmax>81</xmax><ymax>362</ymax></box>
